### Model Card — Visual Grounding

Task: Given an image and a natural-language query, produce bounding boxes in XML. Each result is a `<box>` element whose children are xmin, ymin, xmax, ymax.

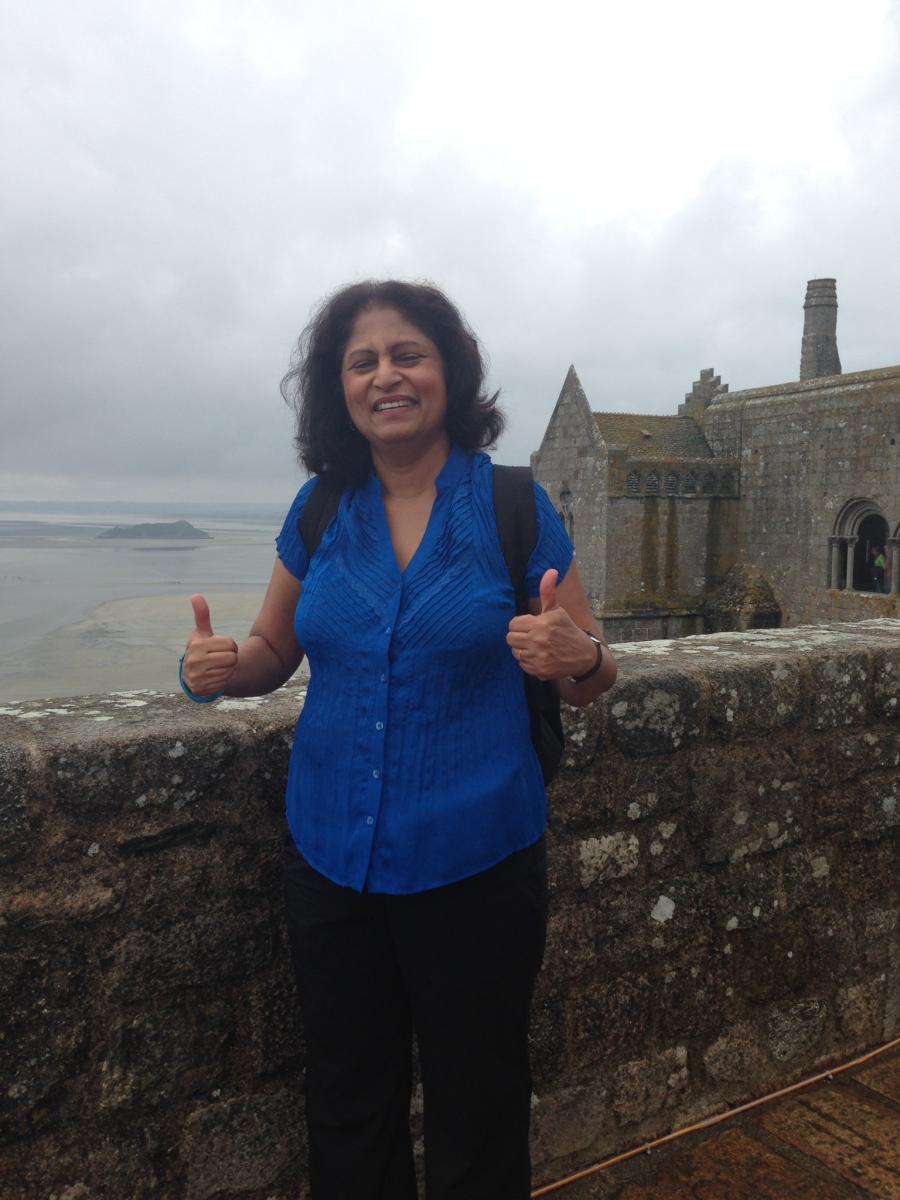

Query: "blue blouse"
<box><xmin>276</xmin><ymin>446</ymin><xmax>574</xmax><ymax>894</ymax></box>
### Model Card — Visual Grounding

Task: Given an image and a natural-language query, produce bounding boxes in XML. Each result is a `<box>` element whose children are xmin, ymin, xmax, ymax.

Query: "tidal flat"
<box><xmin>0</xmin><ymin>503</ymin><xmax>307</xmax><ymax>701</ymax></box>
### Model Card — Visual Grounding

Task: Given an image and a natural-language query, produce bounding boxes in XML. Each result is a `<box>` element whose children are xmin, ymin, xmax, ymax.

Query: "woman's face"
<box><xmin>340</xmin><ymin>305</ymin><xmax>448</xmax><ymax>455</ymax></box>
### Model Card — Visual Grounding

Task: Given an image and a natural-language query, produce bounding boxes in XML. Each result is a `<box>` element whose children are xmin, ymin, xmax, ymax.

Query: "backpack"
<box><xmin>298</xmin><ymin>464</ymin><xmax>565</xmax><ymax>785</ymax></box>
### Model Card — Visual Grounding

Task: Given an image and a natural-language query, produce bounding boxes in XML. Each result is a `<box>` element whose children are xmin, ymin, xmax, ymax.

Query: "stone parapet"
<box><xmin>2</xmin><ymin>621</ymin><xmax>899</xmax><ymax>1197</ymax></box>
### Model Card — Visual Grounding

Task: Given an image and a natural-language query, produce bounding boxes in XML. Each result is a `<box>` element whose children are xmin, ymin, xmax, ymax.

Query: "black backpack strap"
<box><xmin>298</xmin><ymin>475</ymin><xmax>344</xmax><ymax>562</ymax></box>
<box><xmin>492</xmin><ymin>464</ymin><xmax>564</xmax><ymax>785</ymax></box>
<box><xmin>492</xmin><ymin>464</ymin><xmax>536</xmax><ymax>614</ymax></box>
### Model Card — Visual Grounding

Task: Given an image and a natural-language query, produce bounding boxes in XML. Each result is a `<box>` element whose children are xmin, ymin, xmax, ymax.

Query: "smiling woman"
<box><xmin>340</xmin><ymin>306</ymin><xmax>449</xmax><ymax>456</ymax></box>
<box><xmin>180</xmin><ymin>278</ymin><xmax>617</xmax><ymax>1199</ymax></box>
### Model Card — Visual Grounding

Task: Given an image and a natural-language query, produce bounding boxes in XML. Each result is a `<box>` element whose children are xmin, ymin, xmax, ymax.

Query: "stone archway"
<box><xmin>829</xmin><ymin>498</ymin><xmax>892</xmax><ymax>591</ymax></box>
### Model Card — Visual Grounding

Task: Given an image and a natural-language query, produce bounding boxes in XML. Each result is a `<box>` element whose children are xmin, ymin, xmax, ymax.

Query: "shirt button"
<box><xmin>380</xmin><ymin>673</ymin><xmax>387</xmax><ymax>683</ymax></box>
<box><xmin>366</xmin><ymin>816</ymin><xmax>374</xmax><ymax>825</ymax></box>
<box><xmin>385</xmin><ymin>625</ymin><xmax>392</xmax><ymax>634</ymax></box>
<box><xmin>375</xmin><ymin>721</ymin><xmax>384</xmax><ymax>731</ymax></box>
<box><xmin>372</xmin><ymin>769</ymin><xmax>380</xmax><ymax>779</ymax></box>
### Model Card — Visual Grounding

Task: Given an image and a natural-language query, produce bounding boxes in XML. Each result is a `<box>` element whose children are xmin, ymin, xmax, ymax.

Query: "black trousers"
<box><xmin>283</xmin><ymin>836</ymin><xmax>548</xmax><ymax>1200</ymax></box>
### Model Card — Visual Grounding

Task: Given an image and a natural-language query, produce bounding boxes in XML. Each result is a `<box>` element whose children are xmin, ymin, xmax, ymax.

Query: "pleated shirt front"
<box><xmin>276</xmin><ymin>446</ymin><xmax>574</xmax><ymax>894</ymax></box>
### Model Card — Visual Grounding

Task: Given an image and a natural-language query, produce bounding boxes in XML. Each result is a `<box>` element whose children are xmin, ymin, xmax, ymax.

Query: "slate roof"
<box><xmin>593</xmin><ymin>413</ymin><xmax>713</xmax><ymax>460</ymax></box>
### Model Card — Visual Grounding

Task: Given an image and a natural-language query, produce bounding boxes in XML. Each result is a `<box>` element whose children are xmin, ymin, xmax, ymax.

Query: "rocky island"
<box><xmin>97</xmin><ymin>519</ymin><xmax>211</xmax><ymax>540</ymax></box>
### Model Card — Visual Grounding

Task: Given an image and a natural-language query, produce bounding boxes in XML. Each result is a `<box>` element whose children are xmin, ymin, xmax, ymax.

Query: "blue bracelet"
<box><xmin>179</xmin><ymin>654</ymin><xmax>224</xmax><ymax>704</ymax></box>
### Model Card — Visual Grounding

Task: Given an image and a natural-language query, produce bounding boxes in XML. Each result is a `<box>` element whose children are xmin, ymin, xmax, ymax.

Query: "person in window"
<box><xmin>179</xmin><ymin>281</ymin><xmax>617</xmax><ymax>1199</ymax></box>
<box><xmin>871</xmin><ymin>545</ymin><xmax>887</xmax><ymax>593</ymax></box>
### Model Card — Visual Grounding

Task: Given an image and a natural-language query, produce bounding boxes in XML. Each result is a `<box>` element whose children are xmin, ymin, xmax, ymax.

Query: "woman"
<box><xmin>180</xmin><ymin>280</ymin><xmax>617</xmax><ymax>1199</ymax></box>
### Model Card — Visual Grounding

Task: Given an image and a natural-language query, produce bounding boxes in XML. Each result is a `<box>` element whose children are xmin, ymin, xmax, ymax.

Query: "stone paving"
<box><xmin>537</xmin><ymin>1046</ymin><xmax>900</xmax><ymax>1199</ymax></box>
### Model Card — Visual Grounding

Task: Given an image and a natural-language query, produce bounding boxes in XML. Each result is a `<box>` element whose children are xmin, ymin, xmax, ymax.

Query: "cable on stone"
<box><xmin>530</xmin><ymin>1035</ymin><xmax>900</xmax><ymax>1197</ymax></box>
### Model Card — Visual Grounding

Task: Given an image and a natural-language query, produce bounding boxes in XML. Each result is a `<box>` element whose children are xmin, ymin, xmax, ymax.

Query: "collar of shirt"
<box><xmin>361</xmin><ymin>442</ymin><xmax>470</xmax><ymax>506</ymax></box>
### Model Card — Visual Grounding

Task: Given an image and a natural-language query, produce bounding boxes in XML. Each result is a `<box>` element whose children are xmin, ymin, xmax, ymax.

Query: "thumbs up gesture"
<box><xmin>181</xmin><ymin>594</ymin><xmax>239</xmax><ymax>697</ymax></box>
<box><xmin>539</xmin><ymin>569</ymin><xmax>560</xmax><ymax>615</ymax></box>
<box><xmin>506</xmin><ymin>569</ymin><xmax>598</xmax><ymax>682</ymax></box>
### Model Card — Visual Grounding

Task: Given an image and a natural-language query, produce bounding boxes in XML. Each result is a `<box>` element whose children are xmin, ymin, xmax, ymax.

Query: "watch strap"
<box><xmin>570</xmin><ymin>631</ymin><xmax>603</xmax><ymax>684</ymax></box>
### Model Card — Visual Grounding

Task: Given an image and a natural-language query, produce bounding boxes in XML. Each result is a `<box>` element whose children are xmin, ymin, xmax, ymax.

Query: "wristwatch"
<box><xmin>570</xmin><ymin>631</ymin><xmax>604</xmax><ymax>683</ymax></box>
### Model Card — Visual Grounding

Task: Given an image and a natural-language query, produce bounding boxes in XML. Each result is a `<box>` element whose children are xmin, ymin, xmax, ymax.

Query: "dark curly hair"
<box><xmin>281</xmin><ymin>280</ymin><xmax>505</xmax><ymax>487</ymax></box>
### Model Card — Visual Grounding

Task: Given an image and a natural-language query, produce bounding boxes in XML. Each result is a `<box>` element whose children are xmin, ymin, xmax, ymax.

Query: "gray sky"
<box><xmin>2</xmin><ymin>0</ymin><xmax>898</xmax><ymax>503</ymax></box>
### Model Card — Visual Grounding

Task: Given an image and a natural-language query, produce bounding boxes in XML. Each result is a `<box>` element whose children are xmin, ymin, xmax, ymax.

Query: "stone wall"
<box><xmin>704</xmin><ymin>366</ymin><xmax>900</xmax><ymax>625</ymax></box>
<box><xmin>601</xmin><ymin>611</ymin><xmax>705</xmax><ymax>643</ymax></box>
<box><xmin>602</xmin><ymin>495</ymin><xmax>740</xmax><ymax>611</ymax></box>
<box><xmin>2</xmin><ymin>620</ymin><xmax>899</xmax><ymax>1199</ymax></box>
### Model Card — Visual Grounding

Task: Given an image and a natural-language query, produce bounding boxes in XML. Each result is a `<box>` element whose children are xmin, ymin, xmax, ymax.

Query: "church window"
<box><xmin>829</xmin><ymin>500</ymin><xmax>893</xmax><ymax>592</ymax></box>
<box><xmin>684</xmin><ymin>471</ymin><xmax>697</xmax><ymax>495</ymax></box>
<box><xmin>721</xmin><ymin>471</ymin><xmax>734</xmax><ymax>493</ymax></box>
<box><xmin>666</xmin><ymin>472</ymin><xmax>679</xmax><ymax>495</ymax></box>
<box><xmin>702</xmin><ymin>471</ymin><xmax>716</xmax><ymax>493</ymax></box>
<box><xmin>627</xmin><ymin>470</ymin><xmax>641</xmax><ymax>494</ymax></box>
<box><xmin>646</xmin><ymin>471</ymin><xmax>660</xmax><ymax>495</ymax></box>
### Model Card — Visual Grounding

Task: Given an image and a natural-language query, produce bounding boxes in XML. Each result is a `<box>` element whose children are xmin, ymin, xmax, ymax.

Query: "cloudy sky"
<box><xmin>2</xmin><ymin>0</ymin><xmax>898</xmax><ymax>502</ymax></box>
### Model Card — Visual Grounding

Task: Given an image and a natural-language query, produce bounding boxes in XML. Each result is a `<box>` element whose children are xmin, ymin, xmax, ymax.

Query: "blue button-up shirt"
<box><xmin>276</xmin><ymin>447</ymin><xmax>574</xmax><ymax>894</ymax></box>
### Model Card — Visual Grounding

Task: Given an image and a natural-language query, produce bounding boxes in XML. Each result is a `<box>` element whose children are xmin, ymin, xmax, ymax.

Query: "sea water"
<box><xmin>0</xmin><ymin>500</ymin><xmax>293</xmax><ymax>701</ymax></box>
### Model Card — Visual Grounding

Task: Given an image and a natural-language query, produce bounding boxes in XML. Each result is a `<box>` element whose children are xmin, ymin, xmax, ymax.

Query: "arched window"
<box><xmin>855</xmin><ymin>513</ymin><xmax>889</xmax><ymax>590</ymax></box>
<box><xmin>627</xmin><ymin>470</ymin><xmax>641</xmax><ymax>494</ymax></box>
<box><xmin>646</xmin><ymin>471</ymin><xmax>660</xmax><ymax>495</ymax></box>
<box><xmin>701</xmin><ymin>471</ymin><xmax>716</xmax><ymax>493</ymax></box>
<box><xmin>666</xmin><ymin>472</ymin><xmax>679</xmax><ymax>495</ymax></box>
<box><xmin>720</xmin><ymin>471</ymin><xmax>734</xmax><ymax>494</ymax></box>
<box><xmin>683</xmin><ymin>471</ymin><xmax>697</xmax><ymax>495</ymax></box>
<box><xmin>829</xmin><ymin>499</ymin><xmax>892</xmax><ymax>592</ymax></box>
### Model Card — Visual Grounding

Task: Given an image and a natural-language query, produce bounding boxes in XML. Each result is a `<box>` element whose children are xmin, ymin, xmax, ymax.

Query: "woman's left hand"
<box><xmin>506</xmin><ymin>569</ymin><xmax>598</xmax><ymax>682</ymax></box>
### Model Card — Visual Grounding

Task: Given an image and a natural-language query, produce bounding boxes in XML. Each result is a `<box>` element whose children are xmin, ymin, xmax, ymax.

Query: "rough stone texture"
<box><xmin>610</xmin><ymin>1045</ymin><xmax>689</xmax><ymax>1126</ymax></box>
<box><xmin>1</xmin><ymin>623</ymin><xmax>899</xmax><ymax>1197</ymax></box>
<box><xmin>0</xmin><ymin>744</ymin><xmax>32</xmax><ymax>864</ymax></box>
<box><xmin>181</xmin><ymin>1088</ymin><xmax>305</xmax><ymax>1199</ymax></box>
<box><xmin>0</xmin><ymin>688</ymin><xmax>300</xmax><ymax>1200</ymax></box>
<box><xmin>704</xmin><ymin>563</ymin><xmax>782</xmax><ymax>632</ymax></box>
<box><xmin>703</xmin><ymin>1023</ymin><xmax>772</xmax><ymax>1094</ymax></box>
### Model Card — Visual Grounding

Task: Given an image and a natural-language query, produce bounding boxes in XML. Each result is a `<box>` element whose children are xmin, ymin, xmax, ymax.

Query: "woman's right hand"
<box><xmin>182</xmin><ymin>594</ymin><xmax>239</xmax><ymax>696</ymax></box>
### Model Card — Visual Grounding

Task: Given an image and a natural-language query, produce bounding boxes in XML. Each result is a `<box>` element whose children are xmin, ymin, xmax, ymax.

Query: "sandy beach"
<box><xmin>0</xmin><ymin>590</ymin><xmax>308</xmax><ymax>703</ymax></box>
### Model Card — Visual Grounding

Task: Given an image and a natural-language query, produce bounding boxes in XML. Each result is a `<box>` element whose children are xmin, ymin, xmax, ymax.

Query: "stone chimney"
<box><xmin>799</xmin><ymin>278</ymin><xmax>842</xmax><ymax>380</ymax></box>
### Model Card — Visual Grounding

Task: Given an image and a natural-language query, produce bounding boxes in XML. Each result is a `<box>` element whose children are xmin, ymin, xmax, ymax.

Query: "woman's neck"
<box><xmin>372</xmin><ymin>435</ymin><xmax>452</xmax><ymax>500</ymax></box>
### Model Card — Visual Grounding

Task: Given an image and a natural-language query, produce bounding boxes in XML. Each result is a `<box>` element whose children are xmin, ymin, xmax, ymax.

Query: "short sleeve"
<box><xmin>275</xmin><ymin>477</ymin><xmax>320</xmax><ymax>581</ymax></box>
<box><xmin>525</xmin><ymin>483</ymin><xmax>575</xmax><ymax>597</ymax></box>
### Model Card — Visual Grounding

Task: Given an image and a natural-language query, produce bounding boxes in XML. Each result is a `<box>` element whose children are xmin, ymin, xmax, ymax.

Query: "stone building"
<box><xmin>533</xmin><ymin>279</ymin><xmax>900</xmax><ymax>640</ymax></box>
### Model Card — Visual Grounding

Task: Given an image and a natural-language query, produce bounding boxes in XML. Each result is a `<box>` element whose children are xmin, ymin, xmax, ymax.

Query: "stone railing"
<box><xmin>2</xmin><ymin>620</ymin><xmax>899</xmax><ymax>1199</ymax></box>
